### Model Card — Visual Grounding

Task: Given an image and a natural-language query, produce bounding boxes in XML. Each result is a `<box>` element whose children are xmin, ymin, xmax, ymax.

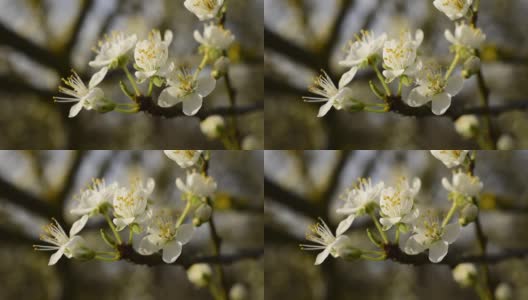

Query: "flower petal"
<box><xmin>407</xmin><ymin>88</ymin><xmax>430</xmax><ymax>107</ymax></box>
<box><xmin>196</xmin><ymin>75</ymin><xmax>216</xmax><ymax>97</ymax></box>
<box><xmin>443</xmin><ymin>223</ymin><xmax>461</xmax><ymax>244</ymax></box>
<box><xmin>48</xmin><ymin>247</ymin><xmax>65</xmax><ymax>265</ymax></box>
<box><xmin>380</xmin><ymin>217</ymin><xmax>400</xmax><ymax>231</ymax></box>
<box><xmin>182</xmin><ymin>93</ymin><xmax>203</xmax><ymax>116</ymax></box>
<box><xmin>162</xmin><ymin>241</ymin><xmax>182</xmax><ymax>263</ymax></box>
<box><xmin>336</xmin><ymin>214</ymin><xmax>355</xmax><ymax>236</ymax></box>
<box><xmin>69</xmin><ymin>102</ymin><xmax>84</xmax><ymax>118</ymax></box>
<box><xmin>338</xmin><ymin>67</ymin><xmax>357</xmax><ymax>88</ymax></box>
<box><xmin>428</xmin><ymin>240</ymin><xmax>448</xmax><ymax>263</ymax></box>
<box><xmin>89</xmin><ymin>67</ymin><xmax>108</xmax><ymax>88</ymax></box>
<box><xmin>158</xmin><ymin>88</ymin><xmax>182</xmax><ymax>107</ymax></box>
<box><xmin>446</xmin><ymin>74</ymin><xmax>464</xmax><ymax>96</ymax></box>
<box><xmin>317</xmin><ymin>100</ymin><xmax>334</xmax><ymax>118</ymax></box>
<box><xmin>138</xmin><ymin>235</ymin><xmax>160</xmax><ymax>255</ymax></box>
<box><xmin>70</xmin><ymin>214</ymin><xmax>88</xmax><ymax>236</ymax></box>
<box><xmin>176</xmin><ymin>223</ymin><xmax>195</xmax><ymax>244</ymax></box>
<box><xmin>404</xmin><ymin>235</ymin><xmax>426</xmax><ymax>255</ymax></box>
<box><xmin>314</xmin><ymin>247</ymin><xmax>331</xmax><ymax>265</ymax></box>
<box><xmin>431</xmin><ymin>93</ymin><xmax>451</xmax><ymax>115</ymax></box>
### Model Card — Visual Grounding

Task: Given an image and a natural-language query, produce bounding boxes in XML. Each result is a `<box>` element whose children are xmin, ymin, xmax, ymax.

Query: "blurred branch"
<box><xmin>117</xmin><ymin>244</ymin><xmax>263</xmax><ymax>268</ymax></box>
<box><xmin>0</xmin><ymin>176</ymin><xmax>57</xmax><ymax>219</ymax></box>
<box><xmin>63</xmin><ymin>0</ymin><xmax>95</xmax><ymax>55</ymax></box>
<box><xmin>319</xmin><ymin>0</ymin><xmax>354</xmax><ymax>58</ymax></box>
<box><xmin>54</xmin><ymin>150</ymin><xmax>87</xmax><ymax>208</ymax></box>
<box><xmin>0</xmin><ymin>22</ymin><xmax>68</xmax><ymax>75</ymax></box>
<box><xmin>0</xmin><ymin>75</ymin><xmax>56</xmax><ymax>99</ymax></box>
<box><xmin>98</xmin><ymin>0</ymin><xmax>127</xmax><ymax>37</ymax></box>
<box><xmin>317</xmin><ymin>150</ymin><xmax>351</xmax><ymax>203</ymax></box>
<box><xmin>265</xmin><ymin>177</ymin><xmax>321</xmax><ymax>219</ymax></box>
<box><xmin>0</xmin><ymin>225</ymin><xmax>38</xmax><ymax>246</ymax></box>
<box><xmin>137</xmin><ymin>95</ymin><xmax>263</xmax><ymax>120</ymax></box>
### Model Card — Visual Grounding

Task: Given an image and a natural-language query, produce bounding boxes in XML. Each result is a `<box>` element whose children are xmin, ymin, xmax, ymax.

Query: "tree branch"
<box><xmin>64</xmin><ymin>0</ymin><xmax>95</xmax><ymax>56</ymax></box>
<box><xmin>117</xmin><ymin>244</ymin><xmax>263</xmax><ymax>268</ymax></box>
<box><xmin>0</xmin><ymin>176</ymin><xmax>57</xmax><ymax>219</ymax></box>
<box><xmin>265</xmin><ymin>177</ymin><xmax>321</xmax><ymax>219</ymax></box>
<box><xmin>136</xmin><ymin>96</ymin><xmax>263</xmax><ymax>120</ymax></box>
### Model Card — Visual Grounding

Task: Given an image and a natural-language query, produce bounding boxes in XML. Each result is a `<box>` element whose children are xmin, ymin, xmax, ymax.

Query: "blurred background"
<box><xmin>265</xmin><ymin>0</ymin><xmax>528</xmax><ymax>149</ymax></box>
<box><xmin>0</xmin><ymin>0</ymin><xmax>263</xmax><ymax>148</ymax></box>
<box><xmin>0</xmin><ymin>150</ymin><xmax>263</xmax><ymax>300</ymax></box>
<box><xmin>265</xmin><ymin>150</ymin><xmax>528</xmax><ymax>299</ymax></box>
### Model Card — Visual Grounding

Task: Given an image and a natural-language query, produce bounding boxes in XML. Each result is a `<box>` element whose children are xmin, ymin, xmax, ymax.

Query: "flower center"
<box><xmin>443</xmin><ymin>0</ymin><xmax>464</xmax><ymax>10</ymax></box>
<box><xmin>197</xmin><ymin>0</ymin><xmax>218</xmax><ymax>11</ymax></box>
<box><xmin>176</xmin><ymin>68</ymin><xmax>197</xmax><ymax>95</ymax></box>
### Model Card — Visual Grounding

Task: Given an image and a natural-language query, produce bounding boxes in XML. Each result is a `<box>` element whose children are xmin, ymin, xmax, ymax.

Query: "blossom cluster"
<box><xmin>33</xmin><ymin>150</ymin><xmax>217</xmax><ymax>265</ymax></box>
<box><xmin>304</xmin><ymin>0</ymin><xmax>486</xmax><ymax>117</ymax></box>
<box><xmin>301</xmin><ymin>150</ymin><xmax>484</xmax><ymax>264</ymax></box>
<box><xmin>54</xmin><ymin>0</ymin><xmax>234</xmax><ymax>118</ymax></box>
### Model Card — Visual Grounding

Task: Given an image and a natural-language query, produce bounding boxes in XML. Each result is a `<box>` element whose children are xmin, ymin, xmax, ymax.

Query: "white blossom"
<box><xmin>200</xmin><ymin>115</ymin><xmax>225</xmax><ymax>139</ymax></box>
<box><xmin>176</xmin><ymin>171</ymin><xmax>217</xmax><ymax>198</ymax></box>
<box><xmin>71</xmin><ymin>178</ymin><xmax>118</xmax><ymax>217</ymax></box>
<box><xmin>452</xmin><ymin>263</ymin><xmax>477</xmax><ymax>286</ymax></box>
<box><xmin>300</xmin><ymin>219</ymin><xmax>353</xmax><ymax>265</ymax></box>
<box><xmin>382</xmin><ymin>29</ymin><xmax>424</xmax><ymax>83</ymax></box>
<box><xmin>112</xmin><ymin>178</ymin><xmax>155</xmax><ymax>231</ymax></box>
<box><xmin>302</xmin><ymin>70</ymin><xmax>356</xmax><ymax>118</ymax></box>
<box><xmin>430</xmin><ymin>150</ymin><xmax>469</xmax><ymax>168</ymax></box>
<box><xmin>134</xmin><ymin>29</ymin><xmax>174</xmax><ymax>82</ymax></box>
<box><xmin>455</xmin><ymin>115</ymin><xmax>479</xmax><ymax>138</ymax></box>
<box><xmin>497</xmin><ymin>135</ymin><xmax>515</xmax><ymax>150</ymax></box>
<box><xmin>442</xmin><ymin>171</ymin><xmax>483</xmax><ymax>197</ymax></box>
<box><xmin>229</xmin><ymin>283</ymin><xmax>248</xmax><ymax>300</ymax></box>
<box><xmin>445</xmin><ymin>22</ymin><xmax>486</xmax><ymax>49</ymax></box>
<box><xmin>138</xmin><ymin>213</ymin><xmax>194</xmax><ymax>263</ymax></box>
<box><xmin>339</xmin><ymin>30</ymin><xmax>387</xmax><ymax>73</ymax></box>
<box><xmin>404</xmin><ymin>214</ymin><xmax>460</xmax><ymax>263</ymax></box>
<box><xmin>406</xmin><ymin>64</ymin><xmax>464</xmax><ymax>115</ymax></box>
<box><xmin>379</xmin><ymin>177</ymin><xmax>421</xmax><ymax>230</ymax></box>
<box><xmin>495</xmin><ymin>283</ymin><xmax>513</xmax><ymax>300</ymax></box>
<box><xmin>164</xmin><ymin>150</ymin><xmax>203</xmax><ymax>168</ymax></box>
<box><xmin>33</xmin><ymin>215</ymin><xmax>90</xmax><ymax>265</ymax></box>
<box><xmin>89</xmin><ymin>32</ymin><xmax>137</xmax><ymax>70</ymax></box>
<box><xmin>241</xmin><ymin>135</ymin><xmax>262</xmax><ymax>150</ymax></box>
<box><xmin>184</xmin><ymin>0</ymin><xmax>224</xmax><ymax>21</ymax></box>
<box><xmin>158</xmin><ymin>68</ymin><xmax>216</xmax><ymax>116</ymax></box>
<box><xmin>335</xmin><ymin>178</ymin><xmax>384</xmax><ymax>235</ymax></box>
<box><xmin>194</xmin><ymin>23</ymin><xmax>235</xmax><ymax>51</ymax></box>
<box><xmin>187</xmin><ymin>263</ymin><xmax>212</xmax><ymax>287</ymax></box>
<box><xmin>54</xmin><ymin>69</ymin><xmax>108</xmax><ymax>118</ymax></box>
<box><xmin>433</xmin><ymin>0</ymin><xmax>473</xmax><ymax>20</ymax></box>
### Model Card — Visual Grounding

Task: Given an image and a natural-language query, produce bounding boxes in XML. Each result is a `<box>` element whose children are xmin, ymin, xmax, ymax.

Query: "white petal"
<box><xmin>407</xmin><ymin>88</ymin><xmax>430</xmax><ymax>107</ymax></box>
<box><xmin>444</xmin><ymin>30</ymin><xmax>457</xmax><ymax>45</ymax></box>
<box><xmin>428</xmin><ymin>240</ymin><xmax>448</xmax><ymax>263</ymax></box>
<box><xmin>314</xmin><ymin>247</ymin><xmax>331</xmax><ymax>265</ymax></box>
<box><xmin>164</xmin><ymin>30</ymin><xmax>173</xmax><ymax>46</ymax></box>
<box><xmin>158</xmin><ymin>88</ymin><xmax>181</xmax><ymax>107</ymax></box>
<box><xmin>380</xmin><ymin>217</ymin><xmax>400</xmax><ymax>231</ymax></box>
<box><xmin>69</xmin><ymin>102</ymin><xmax>84</xmax><ymax>118</ymax></box>
<box><xmin>336</xmin><ymin>214</ymin><xmax>355</xmax><ymax>236</ymax></box>
<box><xmin>89</xmin><ymin>67</ymin><xmax>108</xmax><ymax>88</ymax></box>
<box><xmin>446</xmin><ymin>74</ymin><xmax>464</xmax><ymax>96</ymax></box>
<box><xmin>404</xmin><ymin>235</ymin><xmax>426</xmax><ymax>255</ymax></box>
<box><xmin>69</xmin><ymin>214</ymin><xmax>88</xmax><ymax>236</ymax></box>
<box><xmin>443</xmin><ymin>223</ymin><xmax>461</xmax><ymax>243</ymax></box>
<box><xmin>138</xmin><ymin>235</ymin><xmax>160</xmax><ymax>255</ymax></box>
<box><xmin>162</xmin><ymin>241</ymin><xmax>183</xmax><ymax>263</ymax></box>
<box><xmin>415</xmin><ymin>29</ymin><xmax>424</xmax><ymax>46</ymax></box>
<box><xmin>431</xmin><ymin>93</ymin><xmax>451</xmax><ymax>115</ymax></box>
<box><xmin>176</xmin><ymin>178</ymin><xmax>187</xmax><ymax>192</ymax></box>
<box><xmin>196</xmin><ymin>75</ymin><xmax>216</xmax><ymax>97</ymax></box>
<box><xmin>48</xmin><ymin>247</ymin><xmax>65</xmax><ymax>265</ymax></box>
<box><xmin>338</xmin><ymin>67</ymin><xmax>357</xmax><ymax>88</ymax></box>
<box><xmin>175</xmin><ymin>223</ymin><xmax>195</xmax><ymax>244</ymax></box>
<box><xmin>317</xmin><ymin>100</ymin><xmax>333</xmax><ymax>117</ymax></box>
<box><xmin>182</xmin><ymin>93</ymin><xmax>203</xmax><ymax>116</ymax></box>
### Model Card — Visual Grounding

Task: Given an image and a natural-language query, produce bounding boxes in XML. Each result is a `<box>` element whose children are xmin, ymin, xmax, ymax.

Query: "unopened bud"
<box><xmin>242</xmin><ymin>136</ymin><xmax>261</xmax><ymax>150</ymax></box>
<box><xmin>452</xmin><ymin>263</ymin><xmax>477</xmax><ymax>287</ymax></box>
<box><xmin>497</xmin><ymin>134</ymin><xmax>515</xmax><ymax>150</ymax></box>
<box><xmin>200</xmin><ymin>115</ymin><xmax>225</xmax><ymax>139</ymax></box>
<box><xmin>187</xmin><ymin>263</ymin><xmax>212</xmax><ymax>287</ymax></box>
<box><xmin>454</xmin><ymin>115</ymin><xmax>479</xmax><ymax>139</ymax></box>
<box><xmin>495</xmin><ymin>283</ymin><xmax>513</xmax><ymax>300</ymax></box>
<box><xmin>229</xmin><ymin>283</ymin><xmax>248</xmax><ymax>300</ymax></box>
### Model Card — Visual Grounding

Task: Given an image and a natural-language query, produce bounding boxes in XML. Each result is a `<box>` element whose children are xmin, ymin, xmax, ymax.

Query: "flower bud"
<box><xmin>454</xmin><ymin>115</ymin><xmax>479</xmax><ymax>139</ymax></box>
<box><xmin>212</xmin><ymin>56</ymin><xmax>230</xmax><ymax>79</ymax></box>
<box><xmin>193</xmin><ymin>203</ymin><xmax>212</xmax><ymax>226</ymax></box>
<box><xmin>229</xmin><ymin>283</ymin><xmax>248</xmax><ymax>300</ymax></box>
<box><xmin>452</xmin><ymin>263</ymin><xmax>477</xmax><ymax>287</ymax></box>
<box><xmin>187</xmin><ymin>263</ymin><xmax>213</xmax><ymax>287</ymax></box>
<box><xmin>459</xmin><ymin>203</ymin><xmax>478</xmax><ymax>226</ymax></box>
<box><xmin>242</xmin><ymin>136</ymin><xmax>261</xmax><ymax>150</ymax></box>
<box><xmin>462</xmin><ymin>56</ymin><xmax>481</xmax><ymax>78</ymax></box>
<box><xmin>497</xmin><ymin>134</ymin><xmax>515</xmax><ymax>150</ymax></box>
<box><xmin>495</xmin><ymin>283</ymin><xmax>513</xmax><ymax>300</ymax></box>
<box><xmin>200</xmin><ymin>115</ymin><xmax>225</xmax><ymax>139</ymax></box>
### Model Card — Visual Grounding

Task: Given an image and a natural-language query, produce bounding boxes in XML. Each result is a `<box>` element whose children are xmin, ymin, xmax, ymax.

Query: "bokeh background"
<box><xmin>265</xmin><ymin>150</ymin><xmax>528</xmax><ymax>299</ymax></box>
<box><xmin>0</xmin><ymin>150</ymin><xmax>263</xmax><ymax>300</ymax></box>
<box><xmin>265</xmin><ymin>0</ymin><xmax>528</xmax><ymax>149</ymax></box>
<box><xmin>0</xmin><ymin>0</ymin><xmax>263</xmax><ymax>148</ymax></box>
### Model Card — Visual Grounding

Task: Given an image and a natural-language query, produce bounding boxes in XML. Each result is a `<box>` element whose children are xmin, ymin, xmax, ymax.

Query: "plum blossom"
<box><xmin>134</xmin><ymin>29</ymin><xmax>174</xmax><ymax>82</ymax></box>
<box><xmin>379</xmin><ymin>177</ymin><xmax>421</xmax><ymax>230</ymax></box>
<box><xmin>112</xmin><ymin>178</ymin><xmax>155</xmax><ymax>231</ymax></box>
<box><xmin>442</xmin><ymin>171</ymin><xmax>483</xmax><ymax>197</ymax></box>
<box><xmin>300</xmin><ymin>219</ymin><xmax>354</xmax><ymax>265</ymax></box>
<box><xmin>184</xmin><ymin>0</ymin><xmax>224</xmax><ymax>21</ymax></box>
<box><xmin>433</xmin><ymin>0</ymin><xmax>473</xmax><ymax>20</ymax></box>
<box><xmin>89</xmin><ymin>31</ymin><xmax>137</xmax><ymax>75</ymax></box>
<box><xmin>455</xmin><ymin>115</ymin><xmax>479</xmax><ymax>138</ymax></box>
<box><xmin>71</xmin><ymin>178</ymin><xmax>118</xmax><ymax>217</ymax></box>
<box><xmin>194</xmin><ymin>23</ymin><xmax>235</xmax><ymax>51</ymax></box>
<box><xmin>158</xmin><ymin>68</ymin><xmax>216</xmax><ymax>116</ymax></box>
<box><xmin>452</xmin><ymin>263</ymin><xmax>477</xmax><ymax>286</ymax></box>
<box><xmin>430</xmin><ymin>150</ymin><xmax>469</xmax><ymax>168</ymax></box>
<box><xmin>33</xmin><ymin>215</ymin><xmax>90</xmax><ymax>265</ymax></box>
<box><xmin>164</xmin><ymin>150</ymin><xmax>203</xmax><ymax>168</ymax></box>
<box><xmin>54</xmin><ymin>69</ymin><xmax>108</xmax><ymax>118</ymax></box>
<box><xmin>339</xmin><ymin>30</ymin><xmax>387</xmax><ymax>73</ymax></box>
<box><xmin>176</xmin><ymin>171</ymin><xmax>217</xmax><ymax>198</ymax></box>
<box><xmin>335</xmin><ymin>178</ymin><xmax>384</xmax><ymax>235</ymax></box>
<box><xmin>445</xmin><ymin>22</ymin><xmax>486</xmax><ymax>50</ymax></box>
<box><xmin>302</xmin><ymin>70</ymin><xmax>356</xmax><ymax>118</ymax></box>
<box><xmin>382</xmin><ymin>29</ymin><xmax>424</xmax><ymax>83</ymax></box>
<box><xmin>187</xmin><ymin>263</ymin><xmax>212</xmax><ymax>287</ymax></box>
<box><xmin>200</xmin><ymin>115</ymin><xmax>225</xmax><ymax>139</ymax></box>
<box><xmin>404</xmin><ymin>214</ymin><xmax>461</xmax><ymax>263</ymax></box>
<box><xmin>406</xmin><ymin>64</ymin><xmax>464</xmax><ymax>115</ymax></box>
